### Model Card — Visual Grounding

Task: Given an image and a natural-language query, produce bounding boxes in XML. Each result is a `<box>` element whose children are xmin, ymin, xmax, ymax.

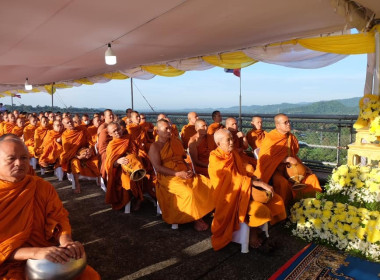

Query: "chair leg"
<box><xmin>156</xmin><ymin>201</ymin><xmax>162</xmax><ymax>216</ymax></box>
<box><xmin>124</xmin><ymin>201</ymin><xmax>131</xmax><ymax>214</ymax></box>
<box><xmin>260</xmin><ymin>223</ymin><xmax>269</xmax><ymax>238</ymax></box>
<box><xmin>30</xmin><ymin>158</ymin><xmax>37</xmax><ymax>170</ymax></box>
<box><xmin>100</xmin><ymin>177</ymin><xmax>107</xmax><ymax>192</ymax></box>
<box><xmin>40</xmin><ymin>168</ymin><xmax>45</xmax><ymax>175</ymax></box>
<box><xmin>171</xmin><ymin>224</ymin><xmax>178</xmax><ymax>230</ymax></box>
<box><xmin>55</xmin><ymin>167</ymin><xmax>64</xmax><ymax>181</ymax></box>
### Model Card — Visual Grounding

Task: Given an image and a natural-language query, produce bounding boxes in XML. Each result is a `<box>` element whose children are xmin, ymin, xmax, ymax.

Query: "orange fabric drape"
<box><xmin>246</xmin><ymin>129</ymin><xmax>267</xmax><ymax>150</ymax></box>
<box><xmin>38</xmin><ymin>130</ymin><xmax>63</xmax><ymax>168</ymax></box>
<box><xmin>180</xmin><ymin>124</ymin><xmax>196</xmax><ymax>149</ymax></box>
<box><xmin>207</xmin><ymin>122</ymin><xmax>224</xmax><ymax>151</ymax></box>
<box><xmin>23</xmin><ymin>124</ymin><xmax>37</xmax><ymax>157</ymax></box>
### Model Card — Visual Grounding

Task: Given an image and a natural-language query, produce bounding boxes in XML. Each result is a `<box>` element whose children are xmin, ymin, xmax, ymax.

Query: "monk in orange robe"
<box><xmin>209</xmin><ymin>129</ymin><xmax>286</xmax><ymax>250</ymax></box>
<box><xmin>11</xmin><ymin>118</ymin><xmax>25</xmax><ymax>138</ymax></box>
<box><xmin>0</xmin><ymin>138</ymin><xmax>100</xmax><ymax>279</ymax></box>
<box><xmin>225</xmin><ymin>117</ymin><xmax>257</xmax><ymax>167</ymax></box>
<box><xmin>33</xmin><ymin>116</ymin><xmax>50</xmax><ymax>159</ymax></box>
<box><xmin>97</xmin><ymin>109</ymin><xmax>114</xmax><ymax>180</ymax></box>
<box><xmin>121</xmin><ymin>108</ymin><xmax>133</xmax><ymax>125</ymax></box>
<box><xmin>149</xmin><ymin>119</ymin><xmax>214</xmax><ymax>231</ymax></box>
<box><xmin>254</xmin><ymin>114</ymin><xmax>322</xmax><ymax>207</ymax></box>
<box><xmin>3</xmin><ymin>113</ymin><xmax>16</xmax><ymax>135</ymax></box>
<box><xmin>180</xmin><ymin>112</ymin><xmax>198</xmax><ymax>149</ymax></box>
<box><xmin>140</xmin><ymin>113</ymin><xmax>155</xmax><ymax>143</ymax></box>
<box><xmin>207</xmin><ymin>110</ymin><xmax>224</xmax><ymax>151</ymax></box>
<box><xmin>105</xmin><ymin>122</ymin><xmax>145</xmax><ymax>210</ymax></box>
<box><xmin>188</xmin><ymin>119</ymin><xmax>210</xmax><ymax>177</ymax></box>
<box><xmin>61</xmin><ymin>118</ymin><xmax>100</xmax><ymax>194</ymax></box>
<box><xmin>153</xmin><ymin>114</ymin><xmax>179</xmax><ymax>140</ymax></box>
<box><xmin>23</xmin><ymin>116</ymin><xmax>38</xmax><ymax>158</ymax></box>
<box><xmin>39</xmin><ymin>120</ymin><xmax>63</xmax><ymax>168</ymax></box>
<box><xmin>87</xmin><ymin>116</ymin><xmax>101</xmax><ymax>147</ymax></box>
<box><xmin>246</xmin><ymin>116</ymin><xmax>267</xmax><ymax>151</ymax></box>
<box><xmin>0</xmin><ymin>114</ymin><xmax>5</xmax><ymax>136</ymax></box>
<box><xmin>0</xmin><ymin>113</ymin><xmax>7</xmax><ymax>136</ymax></box>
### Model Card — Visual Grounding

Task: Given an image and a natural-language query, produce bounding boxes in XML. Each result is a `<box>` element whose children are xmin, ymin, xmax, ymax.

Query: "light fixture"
<box><xmin>25</xmin><ymin>77</ymin><xmax>33</xmax><ymax>90</ymax></box>
<box><xmin>105</xmin><ymin>43</ymin><xmax>117</xmax><ymax>65</ymax></box>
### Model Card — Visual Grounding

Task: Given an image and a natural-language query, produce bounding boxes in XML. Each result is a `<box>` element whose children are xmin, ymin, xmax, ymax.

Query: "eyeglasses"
<box><xmin>280</xmin><ymin>121</ymin><xmax>291</xmax><ymax>125</ymax></box>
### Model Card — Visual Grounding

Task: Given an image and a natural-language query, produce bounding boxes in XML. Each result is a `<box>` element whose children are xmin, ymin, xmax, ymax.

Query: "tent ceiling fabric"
<box><xmin>0</xmin><ymin>0</ymin><xmax>379</xmax><ymax>93</ymax></box>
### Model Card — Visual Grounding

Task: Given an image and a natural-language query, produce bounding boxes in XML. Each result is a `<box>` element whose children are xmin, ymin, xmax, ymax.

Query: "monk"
<box><xmin>3</xmin><ymin>113</ymin><xmax>16</xmax><ymax>135</ymax></box>
<box><xmin>72</xmin><ymin>114</ymin><xmax>81</xmax><ymax>127</ymax></box>
<box><xmin>39</xmin><ymin>120</ymin><xmax>63</xmax><ymax>168</ymax></box>
<box><xmin>23</xmin><ymin>116</ymin><xmax>38</xmax><ymax>159</ymax></box>
<box><xmin>209</xmin><ymin>129</ymin><xmax>286</xmax><ymax>250</ymax></box>
<box><xmin>0</xmin><ymin>113</ymin><xmax>8</xmax><ymax>136</ymax></box>
<box><xmin>246</xmin><ymin>116</ymin><xmax>267</xmax><ymax>151</ymax></box>
<box><xmin>153</xmin><ymin>114</ymin><xmax>179</xmax><ymax>139</ymax></box>
<box><xmin>254</xmin><ymin>114</ymin><xmax>322</xmax><ymax>207</ymax></box>
<box><xmin>0</xmin><ymin>137</ymin><xmax>100</xmax><ymax>279</ymax></box>
<box><xmin>97</xmin><ymin>109</ymin><xmax>114</xmax><ymax>180</ymax></box>
<box><xmin>81</xmin><ymin>114</ymin><xmax>90</xmax><ymax>126</ymax></box>
<box><xmin>11</xmin><ymin>118</ymin><xmax>25</xmax><ymax>138</ymax></box>
<box><xmin>225</xmin><ymin>117</ymin><xmax>256</xmax><ymax>167</ymax></box>
<box><xmin>149</xmin><ymin>119</ymin><xmax>214</xmax><ymax>231</ymax></box>
<box><xmin>87</xmin><ymin>116</ymin><xmax>101</xmax><ymax>147</ymax></box>
<box><xmin>140</xmin><ymin>113</ymin><xmax>155</xmax><ymax>143</ymax></box>
<box><xmin>122</xmin><ymin>108</ymin><xmax>133</xmax><ymax>124</ymax></box>
<box><xmin>188</xmin><ymin>119</ymin><xmax>210</xmax><ymax>177</ymax></box>
<box><xmin>33</xmin><ymin>116</ymin><xmax>50</xmax><ymax>159</ymax></box>
<box><xmin>48</xmin><ymin>112</ymin><xmax>55</xmax><ymax>128</ymax></box>
<box><xmin>207</xmin><ymin>110</ymin><xmax>224</xmax><ymax>151</ymax></box>
<box><xmin>61</xmin><ymin>117</ymin><xmax>100</xmax><ymax>194</ymax></box>
<box><xmin>105</xmin><ymin>122</ymin><xmax>144</xmax><ymax>210</ymax></box>
<box><xmin>180</xmin><ymin>112</ymin><xmax>198</xmax><ymax>149</ymax></box>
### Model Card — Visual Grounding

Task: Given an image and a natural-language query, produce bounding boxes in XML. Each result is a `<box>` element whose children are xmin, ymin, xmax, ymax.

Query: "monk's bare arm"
<box><xmin>237</xmin><ymin>131</ymin><xmax>249</xmax><ymax>150</ymax></box>
<box><xmin>10</xmin><ymin>246</ymin><xmax>71</xmax><ymax>264</ymax></box>
<box><xmin>188</xmin><ymin>140</ymin><xmax>208</xmax><ymax>168</ymax></box>
<box><xmin>149</xmin><ymin>142</ymin><xmax>191</xmax><ymax>179</ymax></box>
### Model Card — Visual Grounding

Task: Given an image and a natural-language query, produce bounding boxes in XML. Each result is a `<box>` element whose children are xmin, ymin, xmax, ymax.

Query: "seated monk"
<box><xmin>23</xmin><ymin>116</ymin><xmax>38</xmax><ymax>159</ymax></box>
<box><xmin>140</xmin><ymin>113</ymin><xmax>155</xmax><ymax>143</ymax></box>
<box><xmin>0</xmin><ymin>114</ymin><xmax>4</xmax><ymax>136</ymax></box>
<box><xmin>180</xmin><ymin>111</ymin><xmax>198</xmax><ymax>149</ymax></box>
<box><xmin>105</xmin><ymin>122</ymin><xmax>145</xmax><ymax>210</ymax></box>
<box><xmin>87</xmin><ymin>116</ymin><xmax>101</xmax><ymax>147</ymax></box>
<box><xmin>72</xmin><ymin>114</ymin><xmax>81</xmax><ymax>127</ymax></box>
<box><xmin>153</xmin><ymin>114</ymin><xmax>179</xmax><ymax>140</ymax></box>
<box><xmin>61</xmin><ymin>118</ymin><xmax>100</xmax><ymax>194</ymax></box>
<box><xmin>188</xmin><ymin>119</ymin><xmax>210</xmax><ymax>177</ymax></box>
<box><xmin>209</xmin><ymin>129</ymin><xmax>286</xmax><ymax>250</ymax></box>
<box><xmin>225</xmin><ymin>117</ymin><xmax>256</xmax><ymax>167</ymax></box>
<box><xmin>11</xmin><ymin>117</ymin><xmax>25</xmax><ymax>138</ymax></box>
<box><xmin>207</xmin><ymin>110</ymin><xmax>224</xmax><ymax>151</ymax></box>
<box><xmin>254</xmin><ymin>114</ymin><xmax>322</xmax><ymax>207</ymax></box>
<box><xmin>33</xmin><ymin>116</ymin><xmax>50</xmax><ymax>159</ymax></box>
<box><xmin>48</xmin><ymin>112</ymin><xmax>55</xmax><ymax>128</ymax></box>
<box><xmin>0</xmin><ymin>137</ymin><xmax>100</xmax><ymax>279</ymax></box>
<box><xmin>149</xmin><ymin>119</ymin><xmax>214</xmax><ymax>231</ymax></box>
<box><xmin>3</xmin><ymin>113</ymin><xmax>16</xmax><ymax>135</ymax></box>
<box><xmin>97</xmin><ymin>109</ymin><xmax>114</xmax><ymax>181</ymax></box>
<box><xmin>122</xmin><ymin>108</ymin><xmax>133</xmax><ymax>124</ymax></box>
<box><xmin>81</xmin><ymin>114</ymin><xmax>90</xmax><ymax>127</ymax></box>
<box><xmin>246</xmin><ymin>116</ymin><xmax>267</xmax><ymax>151</ymax></box>
<box><xmin>39</xmin><ymin>120</ymin><xmax>64</xmax><ymax>169</ymax></box>
<box><xmin>0</xmin><ymin>113</ymin><xmax>8</xmax><ymax>136</ymax></box>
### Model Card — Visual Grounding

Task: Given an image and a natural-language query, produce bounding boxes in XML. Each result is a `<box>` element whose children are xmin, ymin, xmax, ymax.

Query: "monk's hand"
<box><xmin>116</xmin><ymin>157</ymin><xmax>129</xmax><ymax>166</ymax></box>
<box><xmin>175</xmin><ymin>170</ymin><xmax>192</xmax><ymax>179</ymax></box>
<box><xmin>34</xmin><ymin>246</ymin><xmax>71</xmax><ymax>264</ymax></box>
<box><xmin>252</xmin><ymin>180</ymin><xmax>274</xmax><ymax>194</ymax></box>
<box><xmin>236</xmin><ymin>131</ymin><xmax>244</xmax><ymax>138</ymax></box>
<box><xmin>56</xmin><ymin>137</ymin><xmax>62</xmax><ymax>143</ymax></box>
<box><xmin>284</xmin><ymin>156</ymin><xmax>298</xmax><ymax>165</ymax></box>
<box><xmin>76</xmin><ymin>153</ymin><xmax>86</xmax><ymax>160</ymax></box>
<box><xmin>60</xmin><ymin>241</ymin><xmax>85</xmax><ymax>260</ymax></box>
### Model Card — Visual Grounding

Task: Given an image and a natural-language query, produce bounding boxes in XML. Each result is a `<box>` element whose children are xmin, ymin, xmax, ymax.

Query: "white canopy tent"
<box><xmin>0</xmin><ymin>0</ymin><xmax>379</xmax><ymax>96</ymax></box>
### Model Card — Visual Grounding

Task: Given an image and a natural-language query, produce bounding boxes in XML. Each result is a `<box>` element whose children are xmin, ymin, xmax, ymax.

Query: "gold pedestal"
<box><xmin>347</xmin><ymin>129</ymin><xmax>380</xmax><ymax>166</ymax></box>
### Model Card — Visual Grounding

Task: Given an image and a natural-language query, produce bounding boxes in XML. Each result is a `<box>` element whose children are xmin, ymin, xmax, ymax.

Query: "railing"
<box><xmin>141</xmin><ymin>112</ymin><xmax>358</xmax><ymax>170</ymax></box>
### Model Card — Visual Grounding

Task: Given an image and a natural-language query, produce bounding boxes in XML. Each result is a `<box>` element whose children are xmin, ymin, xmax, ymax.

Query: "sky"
<box><xmin>3</xmin><ymin>54</ymin><xmax>367</xmax><ymax>112</ymax></box>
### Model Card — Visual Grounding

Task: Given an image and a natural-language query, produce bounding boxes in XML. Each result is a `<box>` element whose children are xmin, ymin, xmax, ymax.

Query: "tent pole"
<box><xmin>51</xmin><ymin>84</ymin><xmax>54</xmax><ymax>111</ymax></box>
<box><xmin>130</xmin><ymin>78</ymin><xmax>134</xmax><ymax>110</ymax></box>
<box><xmin>374</xmin><ymin>30</ymin><xmax>380</xmax><ymax>95</ymax></box>
<box><xmin>239</xmin><ymin>74</ymin><xmax>242</xmax><ymax>131</ymax></box>
<box><xmin>11</xmin><ymin>95</ymin><xmax>14</xmax><ymax>110</ymax></box>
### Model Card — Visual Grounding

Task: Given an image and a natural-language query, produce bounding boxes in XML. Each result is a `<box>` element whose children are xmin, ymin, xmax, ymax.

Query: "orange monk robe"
<box><xmin>33</xmin><ymin>126</ymin><xmax>49</xmax><ymax>158</ymax></box>
<box><xmin>0</xmin><ymin>175</ymin><xmax>100</xmax><ymax>279</ymax></box>
<box><xmin>38</xmin><ymin>130</ymin><xmax>63</xmax><ymax>168</ymax></box>
<box><xmin>127</xmin><ymin>123</ymin><xmax>150</xmax><ymax>154</ymax></box>
<box><xmin>140</xmin><ymin>121</ymin><xmax>155</xmax><ymax>143</ymax></box>
<box><xmin>153</xmin><ymin>124</ymin><xmax>179</xmax><ymax>141</ymax></box>
<box><xmin>180</xmin><ymin>124</ymin><xmax>196</xmax><ymax>149</ymax></box>
<box><xmin>3</xmin><ymin>122</ymin><xmax>16</xmax><ymax>135</ymax></box>
<box><xmin>60</xmin><ymin>126</ymin><xmax>97</xmax><ymax>176</ymax></box>
<box><xmin>254</xmin><ymin>129</ymin><xmax>322</xmax><ymax>206</ymax></box>
<box><xmin>0</xmin><ymin>121</ymin><xmax>5</xmax><ymax>136</ymax></box>
<box><xmin>11</xmin><ymin>126</ymin><xmax>24</xmax><ymax>138</ymax></box>
<box><xmin>207</xmin><ymin>122</ymin><xmax>224</xmax><ymax>151</ymax></box>
<box><xmin>23</xmin><ymin>124</ymin><xmax>37</xmax><ymax>157</ymax></box>
<box><xmin>231</xmin><ymin>130</ymin><xmax>257</xmax><ymax>167</ymax></box>
<box><xmin>156</xmin><ymin>137</ymin><xmax>214</xmax><ymax>224</ymax></box>
<box><xmin>105</xmin><ymin>135</ymin><xmax>144</xmax><ymax>210</ymax></box>
<box><xmin>189</xmin><ymin>136</ymin><xmax>210</xmax><ymax>177</ymax></box>
<box><xmin>246</xmin><ymin>129</ymin><xmax>267</xmax><ymax>151</ymax></box>
<box><xmin>87</xmin><ymin>125</ymin><xmax>98</xmax><ymax>147</ymax></box>
<box><xmin>98</xmin><ymin>128</ymin><xmax>112</xmax><ymax>179</ymax></box>
<box><xmin>208</xmin><ymin>147</ymin><xmax>286</xmax><ymax>250</ymax></box>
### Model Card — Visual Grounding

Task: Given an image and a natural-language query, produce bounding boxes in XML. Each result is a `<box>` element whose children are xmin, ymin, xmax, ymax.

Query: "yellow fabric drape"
<box><xmin>102</xmin><ymin>72</ymin><xmax>129</xmax><ymax>80</ymax></box>
<box><xmin>141</xmin><ymin>65</ymin><xmax>185</xmax><ymax>77</ymax></box>
<box><xmin>54</xmin><ymin>83</ymin><xmax>73</xmax><ymax>89</ymax></box>
<box><xmin>74</xmin><ymin>78</ymin><xmax>94</xmax><ymax>85</ymax></box>
<box><xmin>297</xmin><ymin>32</ymin><xmax>375</xmax><ymax>55</ymax></box>
<box><xmin>202</xmin><ymin>51</ymin><xmax>257</xmax><ymax>68</ymax></box>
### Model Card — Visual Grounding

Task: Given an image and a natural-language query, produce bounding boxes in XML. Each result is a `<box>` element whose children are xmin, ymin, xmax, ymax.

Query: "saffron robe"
<box><xmin>254</xmin><ymin>129</ymin><xmax>322</xmax><ymax>206</ymax></box>
<box><xmin>3</xmin><ymin>122</ymin><xmax>16</xmax><ymax>135</ymax></box>
<box><xmin>188</xmin><ymin>136</ymin><xmax>210</xmax><ymax>177</ymax></box>
<box><xmin>0</xmin><ymin>175</ymin><xmax>99</xmax><ymax>280</ymax></box>
<box><xmin>87</xmin><ymin>125</ymin><xmax>98</xmax><ymax>147</ymax></box>
<box><xmin>207</xmin><ymin>122</ymin><xmax>224</xmax><ymax>151</ymax></box>
<box><xmin>11</xmin><ymin>126</ymin><xmax>24</xmax><ymax>138</ymax></box>
<box><xmin>33</xmin><ymin>127</ymin><xmax>49</xmax><ymax>158</ymax></box>
<box><xmin>209</xmin><ymin>148</ymin><xmax>286</xmax><ymax>250</ymax></box>
<box><xmin>23</xmin><ymin>124</ymin><xmax>37</xmax><ymax>157</ymax></box>
<box><xmin>180</xmin><ymin>124</ymin><xmax>196</xmax><ymax>149</ymax></box>
<box><xmin>98</xmin><ymin>128</ymin><xmax>112</xmax><ymax>179</ymax></box>
<box><xmin>153</xmin><ymin>124</ymin><xmax>180</xmax><ymax>141</ymax></box>
<box><xmin>140</xmin><ymin>122</ymin><xmax>155</xmax><ymax>143</ymax></box>
<box><xmin>38</xmin><ymin>130</ymin><xmax>63</xmax><ymax>168</ymax></box>
<box><xmin>156</xmin><ymin>137</ymin><xmax>214</xmax><ymax>224</ymax></box>
<box><xmin>105</xmin><ymin>135</ymin><xmax>143</xmax><ymax>210</ymax></box>
<box><xmin>246</xmin><ymin>129</ymin><xmax>267</xmax><ymax>151</ymax></box>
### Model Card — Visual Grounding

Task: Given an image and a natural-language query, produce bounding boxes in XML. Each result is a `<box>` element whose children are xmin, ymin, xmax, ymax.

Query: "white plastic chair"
<box><xmin>253</xmin><ymin>148</ymin><xmax>260</xmax><ymax>159</ymax></box>
<box><xmin>30</xmin><ymin>157</ymin><xmax>37</xmax><ymax>169</ymax></box>
<box><xmin>232</xmin><ymin>222</ymin><xmax>269</xmax><ymax>253</ymax></box>
<box><xmin>67</xmin><ymin>172</ymin><xmax>101</xmax><ymax>190</ymax></box>
<box><xmin>54</xmin><ymin>167</ymin><xmax>64</xmax><ymax>181</ymax></box>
